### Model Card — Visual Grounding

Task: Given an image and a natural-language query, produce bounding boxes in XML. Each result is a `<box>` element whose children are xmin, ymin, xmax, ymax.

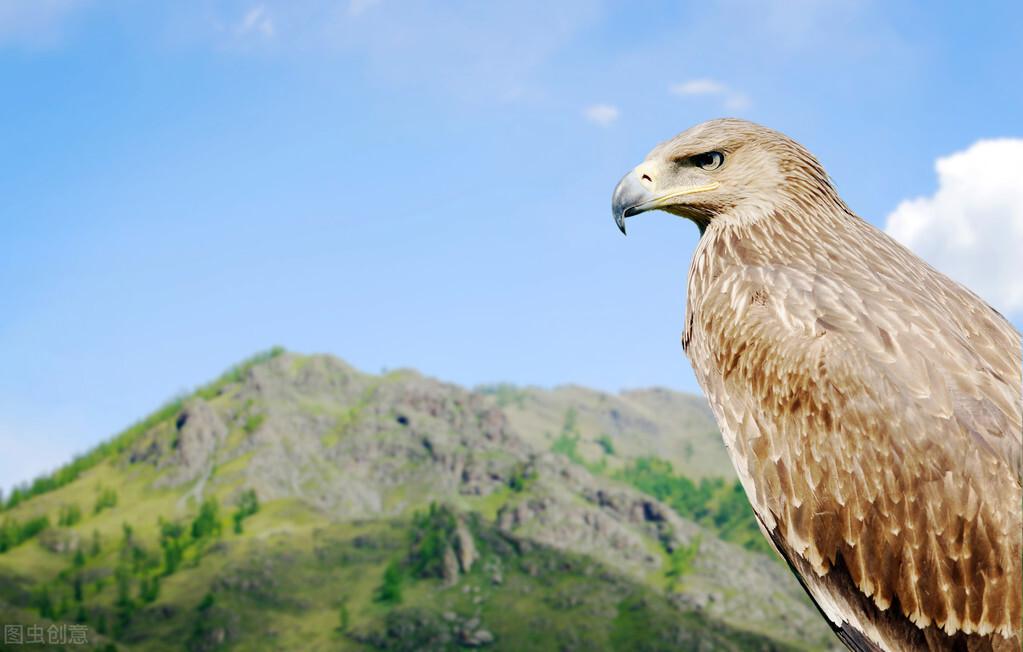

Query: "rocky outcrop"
<box><xmin>157</xmin><ymin>399</ymin><xmax>228</xmax><ymax>487</ymax></box>
<box><xmin>454</xmin><ymin>516</ymin><xmax>477</xmax><ymax>573</ymax></box>
<box><xmin>37</xmin><ymin>528</ymin><xmax>80</xmax><ymax>554</ymax></box>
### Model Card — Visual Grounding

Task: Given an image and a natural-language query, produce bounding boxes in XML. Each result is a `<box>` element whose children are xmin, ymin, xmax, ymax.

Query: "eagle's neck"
<box><xmin>683</xmin><ymin>198</ymin><xmax>858</xmax><ymax>351</ymax></box>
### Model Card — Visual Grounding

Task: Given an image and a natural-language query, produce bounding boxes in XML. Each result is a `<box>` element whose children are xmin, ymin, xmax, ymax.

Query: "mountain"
<box><xmin>0</xmin><ymin>350</ymin><xmax>838</xmax><ymax>651</ymax></box>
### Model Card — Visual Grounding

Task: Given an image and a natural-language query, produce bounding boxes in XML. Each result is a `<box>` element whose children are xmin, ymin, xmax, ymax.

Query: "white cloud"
<box><xmin>885</xmin><ymin>138</ymin><xmax>1023</xmax><ymax>314</ymax></box>
<box><xmin>237</xmin><ymin>5</ymin><xmax>275</xmax><ymax>38</ymax></box>
<box><xmin>670</xmin><ymin>79</ymin><xmax>727</xmax><ymax>96</ymax></box>
<box><xmin>670</xmin><ymin>78</ymin><xmax>750</xmax><ymax>113</ymax></box>
<box><xmin>583</xmin><ymin>103</ymin><xmax>619</xmax><ymax>127</ymax></box>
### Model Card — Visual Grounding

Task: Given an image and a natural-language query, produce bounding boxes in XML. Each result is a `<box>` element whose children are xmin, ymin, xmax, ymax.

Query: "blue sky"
<box><xmin>2</xmin><ymin>0</ymin><xmax>1022</xmax><ymax>491</ymax></box>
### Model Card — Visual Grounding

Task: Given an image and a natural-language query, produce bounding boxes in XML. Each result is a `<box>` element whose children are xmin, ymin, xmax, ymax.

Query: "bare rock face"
<box><xmin>176</xmin><ymin>401</ymin><xmax>228</xmax><ymax>467</ymax></box>
<box><xmin>221</xmin><ymin>356</ymin><xmax>533</xmax><ymax>518</ymax></box>
<box><xmin>454</xmin><ymin>517</ymin><xmax>477</xmax><ymax>573</ymax></box>
<box><xmin>157</xmin><ymin>399</ymin><xmax>227</xmax><ymax>487</ymax></box>
<box><xmin>495</xmin><ymin>481</ymin><xmax>663</xmax><ymax>577</ymax></box>
<box><xmin>442</xmin><ymin>545</ymin><xmax>460</xmax><ymax>586</ymax></box>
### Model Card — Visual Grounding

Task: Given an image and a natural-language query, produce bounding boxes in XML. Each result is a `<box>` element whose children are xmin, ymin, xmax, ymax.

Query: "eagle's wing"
<box><xmin>690</xmin><ymin>259</ymin><xmax>1022</xmax><ymax>645</ymax></box>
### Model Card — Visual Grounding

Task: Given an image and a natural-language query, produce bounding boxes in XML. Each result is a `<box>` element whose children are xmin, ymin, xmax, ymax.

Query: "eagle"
<box><xmin>611</xmin><ymin>119</ymin><xmax>1022</xmax><ymax>652</ymax></box>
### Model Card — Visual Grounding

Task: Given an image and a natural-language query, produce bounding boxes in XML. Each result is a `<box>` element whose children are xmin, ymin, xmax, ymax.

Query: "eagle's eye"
<box><xmin>692</xmin><ymin>151</ymin><xmax>724</xmax><ymax>171</ymax></box>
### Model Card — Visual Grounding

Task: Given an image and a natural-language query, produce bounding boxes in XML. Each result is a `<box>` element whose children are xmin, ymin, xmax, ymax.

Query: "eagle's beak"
<box><xmin>612</xmin><ymin>170</ymin><xmax>721</xmax><ymax>235</ymax></box>
<box><xmin>611</xmin><ymin>170</ymin><xmax>653</xmax><ymax>236</ymax></box>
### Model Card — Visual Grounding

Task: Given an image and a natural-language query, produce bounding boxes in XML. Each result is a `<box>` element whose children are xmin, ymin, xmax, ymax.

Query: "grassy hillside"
<box><xmin>0</xmin><ymin>351</ymin><xmax>837</xmax><ymax>651</ymax></box>
<box><xmin>479</xmin><ymin>384</ymin><xmax>733</xmax><ymax>480</ymax></box>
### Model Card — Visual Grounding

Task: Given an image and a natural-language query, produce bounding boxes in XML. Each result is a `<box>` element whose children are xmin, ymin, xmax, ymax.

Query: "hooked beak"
<box><xmin>611</xmin><ymin>170</ymin><xmax>719</xmax><ymax>235</ymax></box>
<box><xmin>611</xmin><ymin>171</ymin><xmax>651</xmax><ymax>236</ymax></box>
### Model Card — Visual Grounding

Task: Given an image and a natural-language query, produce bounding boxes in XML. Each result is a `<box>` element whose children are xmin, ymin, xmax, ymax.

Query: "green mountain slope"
<box><xmin>481</xmin><ymin>384</ymin><xmax>732</xmax><ymax>480</ymax></box>
<box><xmin>0</xmin><ymin>351</ymin><xmax>838</xmax><ymax>651</ymax></box>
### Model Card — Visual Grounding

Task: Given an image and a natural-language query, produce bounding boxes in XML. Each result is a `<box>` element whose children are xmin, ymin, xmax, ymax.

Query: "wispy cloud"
<box><xmin>189</xmin><ymin>1</ymin><xmax>600</xmax><ymax>104</ymax></box>
<box><xmin>885</xmin><ymin>138</ymin><xmax>1023</xmax><ymax>314</ymax></box>
<box><xmin>670</xmin><ymin>78</ymin><xmax>750</xmax><ymax>112</ymax></box>
<box><xmin>583</xmin><ymin>104</ymin><xmax>619</xmax><ymax>127</ymax></box>
<box><xmin>237</xmin><ymin>5</ymin><xmax>275</xmax><ymax>38</ymax></box>
<box><xmin>670</xmin><ymin>79</ymin><xmax>727</xmax><ymax>96</ymax></box>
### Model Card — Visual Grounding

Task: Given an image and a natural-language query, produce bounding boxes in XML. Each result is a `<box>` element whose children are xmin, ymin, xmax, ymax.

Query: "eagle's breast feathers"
<box><xmin>684</xmin><ymin>210</ymin><xmax>1022</xmax><ymax>651</ymax></box>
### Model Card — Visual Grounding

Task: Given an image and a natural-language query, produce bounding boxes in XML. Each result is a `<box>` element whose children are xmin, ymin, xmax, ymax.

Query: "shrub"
<box><xmin>374</xmin><ymin>561</ymin><xmax>404</xmax><ymax>605</ymax></box>
<box><xmin>138</xmin><ymin>574</ymin><xmax>160</xmax><ymax>603</ymax></box>
<box><xmin>93</xmin><ymin>488</ymin><xmax>118</xmax><ymax>514</ymax></box>
<box><xmin>551</xmin><ymin>433</ymin><xmax>582</xmax><ymax>463</ymax></box>
<box><xmin>20</xmin><ymin>515</ymin><xmax>50</xmax><ymax>540</ymax></box>
<box><xmin>58</xmin><ymin>503</ymin><xmax>82</xmax><ymax>527</ymax></box>
<box><xmin>507</xmin><ymin>463</ymin><xmax>534</xmax><ymax>493</ymax></box>
<box><xmin>158</xmin><ymin>518</ymin><xmax>188</xmax><ymax>575</ymax></box>
<box><xmin>337</xmin><ymin>598</ymin><xmax>350</xmax><ymax>633</ymax></box>
<box><xmin>232</xmin><ymin>490</ymin><xmax>260</xmax><ymax>534</ymax></box>
<box><xmin>665</xmin><ymin>536</ymin><xmax>701</xmax><ymax>591</ymax></box>
<box><xmin>408</xmin><ymin>503</ymin><xmax>457</xmax><ymax>579</ymax></box>
<box><xmin>615</xmin><ymin>457</ymin><xmax>772</xmax><ymax>556</ymax></box>
<box><xmin>0</xmin><ymin>515</ymin><xmax>50</xmax><ymax>553</ymax></box>
<box><xmin>242</xmin><ymin>413</ymin><xmax>265</xmax><ymax>435</ymax></box>
<box><xmin>34</xmin><ymin>585</ymin><xmax>54</xmax><ymax>619</ymax></box>
<box><xmin>197</xmin><ymin>592</ymin><xmax>215</xmax><ymax>612</ymax></box>
<box><xmin>191</xmin><ymin>498</ymin><xmax>222</xmax><ymax>540</ymax></box>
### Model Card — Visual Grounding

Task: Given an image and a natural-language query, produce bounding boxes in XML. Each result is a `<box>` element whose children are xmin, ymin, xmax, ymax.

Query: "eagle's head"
<box><xmin>611</xmin><ymin>118</ymin><xmax>836</xmax><ymax>234</ymax></box>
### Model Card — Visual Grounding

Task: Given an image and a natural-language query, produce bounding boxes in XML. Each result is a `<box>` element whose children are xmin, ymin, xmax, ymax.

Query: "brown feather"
<box><xmin>652</xmin><ymin>119</ymin><xmax>1023</xmax><ymax>651</ymax></box>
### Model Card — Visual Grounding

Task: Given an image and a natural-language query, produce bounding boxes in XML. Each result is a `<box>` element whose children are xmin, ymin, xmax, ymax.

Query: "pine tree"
<box><xmin>374</xmin><ymin>561</ymin><xmax>404</xmax><ymax>604</ymax></box>
<box><xmin>337</xmin><ymin>597</ymin><xmax>350</xmax><ymax>633</ymax></box>
<box><xmin>37</xmin><ymin>585</ymin><xmax>54</xmax><ymax>618</ymax></box>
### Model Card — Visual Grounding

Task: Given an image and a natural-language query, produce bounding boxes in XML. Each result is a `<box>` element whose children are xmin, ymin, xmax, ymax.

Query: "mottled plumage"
<box><xmin>613</xmin><ymin>119</ymin><xmax>1022</xmax><ymax>651</ymax></box>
